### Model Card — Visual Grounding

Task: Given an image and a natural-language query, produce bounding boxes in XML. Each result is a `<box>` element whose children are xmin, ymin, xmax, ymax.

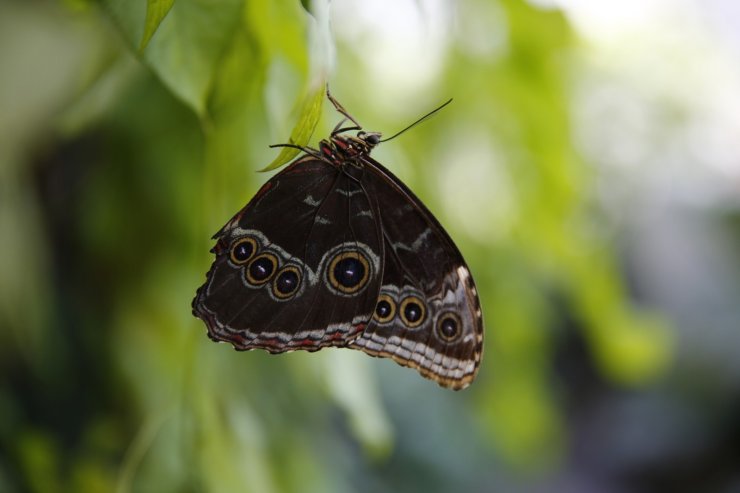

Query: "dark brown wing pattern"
<box><xmin>349</xmin><ymin>157</ymin><xmax>483</xmax><ymax>390</ymax></box>
<box><xmin>193</xmin><ymin>157</ymin><xmax>384</xmax><ymax>352</ymax></box>
<box><xmin>193</xmin><ymin>89</ymin><xmax>484</xmax><ymax>389</ymax></box>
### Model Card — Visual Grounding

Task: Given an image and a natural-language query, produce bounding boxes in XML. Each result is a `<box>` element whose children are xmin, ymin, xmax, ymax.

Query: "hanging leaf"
<box><xmin>100</xmin><ymin>0</ymin><xmax>245</xmax><ymax>117</ymax></box>
<box><xmin>260</xmin><ymin>82</ymin><xmax>324</xmax><ymax>172</ymax></box>
<box><xmin>139</xmin><ymin>0</ymin><xmax>176</xmax><ymax>51</ymax></box>
<box><xmin>299</xmin><ymin>0</ymin><xmax>313</xmax><ymax>14</ymax></box>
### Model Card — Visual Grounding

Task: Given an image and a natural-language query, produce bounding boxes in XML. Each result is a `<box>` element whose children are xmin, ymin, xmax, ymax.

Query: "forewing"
<box><xmin>193</xmin><ymin>157</ymin><xmax>383</xmax><ymax>352</ymax></box>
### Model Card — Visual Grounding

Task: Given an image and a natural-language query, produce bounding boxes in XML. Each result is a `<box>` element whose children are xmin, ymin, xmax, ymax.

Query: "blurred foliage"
<box><xmin>0</xmin><ymin>0</ymin><xmax>686</xmax><ymax>492</ymax></box>
<box><xmin>139</xmin><ymin>0</ymin><xmax>175</xmax><ymax>51</ymax></box>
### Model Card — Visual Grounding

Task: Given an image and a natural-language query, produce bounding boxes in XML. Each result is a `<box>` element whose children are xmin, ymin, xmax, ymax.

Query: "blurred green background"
<box><xmin>2</xmin><ymin>0</ymin><xmax>740</xmax><ymax>491</ymax></box>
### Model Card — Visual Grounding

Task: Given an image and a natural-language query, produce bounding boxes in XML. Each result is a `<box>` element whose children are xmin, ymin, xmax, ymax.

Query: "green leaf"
<box><xmin>139</xmin><ymin>0</ymin><xmax>176</xmax><ymax>51</ymax></box>
<box><xmin>259</xmin><ymin>82</ymin><xmax>324</xmax><ymax>172</ymax></box>
<box><xmin>100</xmin><ymin>0</ymin><xmax>245</xmax><ymax>116</ymax></box>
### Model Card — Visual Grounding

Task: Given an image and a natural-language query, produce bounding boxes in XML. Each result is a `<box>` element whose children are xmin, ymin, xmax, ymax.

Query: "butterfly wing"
<box><xmin>193</xmin><ymin>157</ymin><xmax>384</xmax><ymax>353</ymax></box>
<box><xmin>350</xmin><ymin>158</ymin><xmax>484</xmax><ymax>390</ymax></box>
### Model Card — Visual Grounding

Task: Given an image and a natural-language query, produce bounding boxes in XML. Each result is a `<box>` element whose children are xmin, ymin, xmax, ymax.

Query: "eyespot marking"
<box><xmin>437</xmin><ymin>312</ymin><xmax>462</xmax><ymax>342</ymax></box>
<box><xmin>246</xmin><ymin>253</ymin><xmax>278</xmax><ymax>285</ymax></box>
<box><xmin>230</xmin><ymin>237</ymin><xmax>258</xmax><ymax>265</ymax></box>
<box><xmin>399</xmin><ymin>295</ymin><xmax>426</xmax><ymax>328</ymax></box>
<box><xmin>327</xmin><ymin>250</ymin><xmax>370</xmax><ymax>295</ymax></box>
<box><xmin>273</xmin><ymin>265</ymin><xmax>302</xmax><ymax>299</ymax></box>
<box><xmin>373</xmin><ymin>294</ymin><xmax>396</xmax><ymax>324</ymax></box>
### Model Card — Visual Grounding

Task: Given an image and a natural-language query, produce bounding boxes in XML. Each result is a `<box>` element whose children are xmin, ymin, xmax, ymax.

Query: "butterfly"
<box><xmin>192</xmin><ymin>89</ymin><xmax>483</xmax><ymax>389</ymax></box>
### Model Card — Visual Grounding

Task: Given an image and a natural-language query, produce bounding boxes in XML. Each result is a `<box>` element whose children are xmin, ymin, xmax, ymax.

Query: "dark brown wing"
<box><xmin>192</xmin><ymin>156</ymin><xmax>384</xmax><ymax>353</ymax></box>
<box><xmin>349</xmin><ymin>157</ymin><xmax>484</xmax><ymax>390</ymax></box>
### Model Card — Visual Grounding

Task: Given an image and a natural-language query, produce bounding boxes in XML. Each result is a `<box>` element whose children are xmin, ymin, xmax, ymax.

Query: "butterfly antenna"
<box><xmin>379</xmin><ymin>98</ymin><xmax>453</xmax><ymax>143</ymax></box>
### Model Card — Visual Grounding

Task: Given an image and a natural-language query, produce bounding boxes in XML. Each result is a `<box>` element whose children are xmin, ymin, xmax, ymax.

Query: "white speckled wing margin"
<box><xmin>350</xmin><ymin>264</ymin><xmax>484</xmax><ymax>390</ymax></box>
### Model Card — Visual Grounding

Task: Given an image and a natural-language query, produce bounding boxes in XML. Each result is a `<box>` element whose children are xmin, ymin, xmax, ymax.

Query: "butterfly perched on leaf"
<box><xmin>193</xmin><ymin>88</ymin><xmax>483</xmax><ymax>390</ymax></box>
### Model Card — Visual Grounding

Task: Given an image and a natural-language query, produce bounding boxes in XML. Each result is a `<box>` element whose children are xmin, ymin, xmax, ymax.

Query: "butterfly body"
<box><xmin>193</xmin><ymin>93</ymin><xmax>483</xmax><ymax>389</ymax></box>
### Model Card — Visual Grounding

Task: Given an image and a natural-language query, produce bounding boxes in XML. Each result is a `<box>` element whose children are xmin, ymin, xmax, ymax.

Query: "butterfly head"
<box><xmin>328</xmin><ymin>130</ymin><xmax>382</xmax><ymax>162</ymax></box>
<box><xmin>358</xmin><ymin>131</ymin><xmax>381</xmax><ymax>147</ymax></box>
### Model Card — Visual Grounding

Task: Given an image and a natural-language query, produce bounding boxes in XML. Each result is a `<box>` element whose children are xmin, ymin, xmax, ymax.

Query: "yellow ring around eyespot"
<box><xmin>245</xmin><ymin>252</ymin><xmax>279</xmax><ymax>286</ymax></box>
<box><xmin>327</xmin><ymin>251</ymin><xmax>370</xmax><ymax>294</ymax></box>
<box><xmin>373</xmin><ymin>293</ymin><xmax>396</xmax><ymax>323</ymax></box>
<box><xmin>230</xmin><ymin>237</ymin><xmax>258</xmax><ymax>265</ymax></box>
<box><xmin>272</xmin><ymin>265</ymin><xmax>302</xmax><ymax>299</ymax></box>
<box><xmin>436</xmin><ymin>312</ymin><xmax>463</xmax><ymax>342</ymax></box>
<box><xmin>399</xmin><ymin>295</ymin><xmax>426</xmax><ymax>328</ymax></box>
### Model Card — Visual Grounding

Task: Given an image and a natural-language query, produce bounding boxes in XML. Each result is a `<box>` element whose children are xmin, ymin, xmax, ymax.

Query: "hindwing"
<box><xmin>349</xmin><ymin>158</ymin><xmax>484</xmax><ymax>389</ymax></box>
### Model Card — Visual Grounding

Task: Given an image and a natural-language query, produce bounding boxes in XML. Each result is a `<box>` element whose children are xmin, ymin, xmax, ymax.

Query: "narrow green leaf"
<box><xmin>139</xmin><ymin>0</ymin><xmax>176</xmax><ymax>51</ymax></box>
<box><xmin>260</xmin><ymin>83</ymin><xmax>324</xmax><ymax>172</ymax></box>
<box><xmin>299</xmin><ymin>0</ymin><xmax>313</xmax><ymax>15</ymax></box>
